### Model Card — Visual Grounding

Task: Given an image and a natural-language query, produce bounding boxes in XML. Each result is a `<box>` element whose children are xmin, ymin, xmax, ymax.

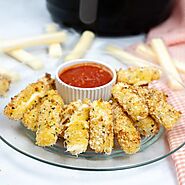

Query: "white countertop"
<box><xmin>0</xmin><ymin>1</ymin><xmax>178</xmax><ymax>185</ymax></box>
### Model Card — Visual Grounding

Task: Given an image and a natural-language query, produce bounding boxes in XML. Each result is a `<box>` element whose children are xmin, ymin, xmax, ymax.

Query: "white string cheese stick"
<box><xmin>136</xmin><ymin>44</ymin><xmax>157</xmax><ymax>61</ymax></box>
<box><xmin>173</xmin><ymin>59</ymin><xmax>185</xmax><ymax>74</ymax></box>
<box><xmin>64</xmin><ymin>31</ymin><xmax>95</xmax><ymax>61</ymax></box>
<box><xmin>0</xmin><ymin>31</ymin><xmax>67</xmax><ymax>52</ymax></box>
<box><xmin>46</xmin><ymin>23</ymin><xmax>63</xmax><ymax>58</ymax></box>
<box><xmin>7</xmin><ymin>49</ymin><xmax>44</xmax><ymax>70</ymax></box>
<box><xmin>150</xmin><ymin>38</ymin><xmax>183</xmax><ymax>90</ymax></box>
<box><xmin>136</xmin><ymin>43</ymin><xmax>185</xmax><ymax>74</ymax></box>
<box><xmin>0</xmin><ymin>66</ymin><xmax>20</xmax><ymax>82</ymax></box>
<box><xmin>106</xmin><ymin>45</ymin><xmax>154</xmax><ymax>67</ymax></box>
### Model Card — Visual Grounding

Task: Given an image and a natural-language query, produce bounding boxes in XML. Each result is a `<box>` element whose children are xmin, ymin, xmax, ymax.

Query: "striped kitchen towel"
<box><xmin>151</xmin><ymin>81</ymin><xmax>185</xmax><ymax>185</ymax></box>
<box><xmin>147</xmin><ymin>0</ymin><xmax>185</xmax><ymax>183</ymax></box>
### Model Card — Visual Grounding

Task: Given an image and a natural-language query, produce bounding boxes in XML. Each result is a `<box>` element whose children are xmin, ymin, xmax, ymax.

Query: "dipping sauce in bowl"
<box><xmin>55</xmin><ymin>59</ymin><xmax>116</xmax><ymax>103</ymax></box>
<box><xmin>59</xmin><ymin>63</ymin><xmax>113</xmax><ymax>88</ymax></box>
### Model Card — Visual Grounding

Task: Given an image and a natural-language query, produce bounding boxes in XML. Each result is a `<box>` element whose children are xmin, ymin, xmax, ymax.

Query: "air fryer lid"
<box><xmin>46</xmin><ymin>0</ymin><xmax>174</xmax><ymax>36</ymax></box>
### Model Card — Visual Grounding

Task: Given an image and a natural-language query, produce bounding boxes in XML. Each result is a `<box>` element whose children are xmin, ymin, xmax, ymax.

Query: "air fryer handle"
<box><xmin>79</xmin><ymin>0</ymin><xmax>98</xmax><ymax>24</ymax></box>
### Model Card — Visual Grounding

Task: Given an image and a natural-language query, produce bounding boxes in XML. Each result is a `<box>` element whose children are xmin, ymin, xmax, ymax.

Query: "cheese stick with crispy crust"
<box><xmin>59</xmin><ymin>100</ymin><xmax>82</xmax><ymax>137</ymax></box>
<box><xmin>36</xmin><ymin>90</ymin><xmax>64</xmax><ymax>146</ymax></box>
<box><xmin>89</xmin><ymin>100</ymin><xmax>114</xmax><ymax>154</ymax></box>
<box><xmin>0</xmin><ymin>75</ymin><xmax>11</xmax><ymax>96</ymax></box>
<box><xmin>117</xmin><ymin>67</ymin><xmax>160</xmax><ymax>85</ymax></box>
<box><xmin>135</xmin><ymin>86</ymin><xmax>181</xmax><ymax>129</ymax></box>
<box><xmin>22</xmin><ymin>89</ymin><xmax>63</xmax><ymax>132</ymax></box>
<box><xmin>64</xmin><ymin>100</ymin><xmax>90</xmax><ymax>155</ymax></box>
<box><xmin>133</xmin><ymin>116</ymin><xmax>160</xmax><ymax>137</ymax></box>
<box><xmin>4</xmin><ymin>74</ymin><xmax>55</xmax><ymax>120</ymax></box>
<box><xmin>112</xmin><ymin>82</ymin><xmax>148</xmax><ymax>121</ymax></box>
<box><xmin>112</xmin><ymin>101</ymin><xmax>141</xmax><ymax>154</ymax></box>
<box><xmin>146</xmin><ymin>89</ymin><xmax>181</xmax><ymax>129</ymax></box>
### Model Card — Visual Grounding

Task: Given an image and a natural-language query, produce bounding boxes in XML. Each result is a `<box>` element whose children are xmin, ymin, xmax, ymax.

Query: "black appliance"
<box><xmin>46</xmin><ymin>0</ymin><xmax>174</xmax><ymax>36</ymax></box>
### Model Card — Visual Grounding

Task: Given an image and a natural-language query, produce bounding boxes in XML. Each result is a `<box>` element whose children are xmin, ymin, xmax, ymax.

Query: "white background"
<box><xmin>0</xmin><ymin>1</ymin><xmax>178</xmax><ymax>185</ymax></box>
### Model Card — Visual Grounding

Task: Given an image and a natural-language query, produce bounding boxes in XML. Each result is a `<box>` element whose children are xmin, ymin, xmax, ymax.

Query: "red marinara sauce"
<box><xmin>59</xmin><ymin>63</ymin><xmax>113</xmax><ymax>88</ymax></box>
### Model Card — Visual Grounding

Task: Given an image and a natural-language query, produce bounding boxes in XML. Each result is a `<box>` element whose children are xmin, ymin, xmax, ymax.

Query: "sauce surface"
<box><xmin>59</xmin><ymin>63</ymin><xmax>113</xmax><ymax>88</ymax></box>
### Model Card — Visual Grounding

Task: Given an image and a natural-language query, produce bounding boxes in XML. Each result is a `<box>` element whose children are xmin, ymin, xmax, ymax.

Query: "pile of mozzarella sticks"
<box><xmin>4</xmin><ymin>67</ymin><xmax>181</xmax><ymax>156</ymax></box>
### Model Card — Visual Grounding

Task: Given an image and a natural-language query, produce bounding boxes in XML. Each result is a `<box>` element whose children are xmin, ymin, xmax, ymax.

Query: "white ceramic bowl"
<box><xmin>55</xmin><ymin>59</ymin><xmax>116</xmax><ymax>104</ymax></box>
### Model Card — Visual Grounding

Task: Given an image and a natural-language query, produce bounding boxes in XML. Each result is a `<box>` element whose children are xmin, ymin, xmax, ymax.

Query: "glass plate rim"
<box><xmin>1</xmin><ymin>135</ymin><xmax>184</xmax><ymax>171</ymax></box>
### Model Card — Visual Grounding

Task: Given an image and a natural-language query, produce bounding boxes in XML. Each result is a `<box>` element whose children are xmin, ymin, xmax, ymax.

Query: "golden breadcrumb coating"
<box><xmin>22</xmin><ymin>102</ymin><xmax>41</xmax><ymax>131</ymax></box>
<box><xmin>89</xmin><ymin>100</ymin><xmax>114</xmax><ymax>154</ymax></box>
<box><xmin>133</xmin><ymin>116</ymin><xmax>160</xmax><ymax>137</ymax></box>
<box><xmin>112</xmin><ymin>82</ymin><xmax>148</xmax><ymax>121</ymax></box>
<box><xmin>64</xmin><ymin>100</ymin><xmax>90</xmax><ymax>155</ymax></box>
<box><xmin>0</xmin><ymin>75</ymin><xmax>11</xmax><ymax>96</ymax></box>
<box><xmin>146</xmin><ymin>89</ymin><xmax>181</xmax><ymax>129</ymax></box>
<box><xmin>4</xmin><ymin>74</ymin><xmax>55</xmax><ymax>120</ymax></box>
<box><xmin>112</xmin><ymin>101</ymin><xmax>141</xmax><ymax>154</ymax></box>
<box><xmin>135</xmin><ymin>86</ymin><xmax>181</xmax><ymax>129</ymax></box>
<box><xmin>22</xmin><ymin>89</ymin><xmax>63</xmax><ymax>132</ymax></box>
<box><xmin>117</xmin><ymin>67</ymin><xmax>160</xmax><ymax>85</ymax></box>
<box><xmin>59</xmin><ymin>100</ymin><xmax>82</xmax><ymax>137</ymax></box>
<box><xmin>35</xmin><ymin>90</ymin><xmax>64</xmax><ymax>146</ymax></box>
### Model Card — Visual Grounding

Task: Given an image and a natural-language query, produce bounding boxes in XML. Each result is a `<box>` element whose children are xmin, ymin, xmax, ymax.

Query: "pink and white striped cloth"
<box><xmin>166</xmin><ymin>90</ymin><xmax>185</xmax><ymax>185</ymax></box>
<box><xmin>147</xmin><ymin>1</ymin><xmax>185</xmax><ymax>184</ymax></box>
<box><xmin>151</xmin><ymin>81</ymin><xmax>185</xmax><ymax>185</ymax></box>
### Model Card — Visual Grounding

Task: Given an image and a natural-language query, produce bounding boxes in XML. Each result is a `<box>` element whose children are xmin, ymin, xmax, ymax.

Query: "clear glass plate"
<box><xmin>0</xmin><ymin>53</ymin><xmax>185</xmax><ymax>171</ymax></box>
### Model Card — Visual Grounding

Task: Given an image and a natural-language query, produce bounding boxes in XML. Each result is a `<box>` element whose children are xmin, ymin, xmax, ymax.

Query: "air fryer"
<box><xmin>46</xmin><ymin>0</ymin><xmax>174</xmax><ymax>36</ymax></box>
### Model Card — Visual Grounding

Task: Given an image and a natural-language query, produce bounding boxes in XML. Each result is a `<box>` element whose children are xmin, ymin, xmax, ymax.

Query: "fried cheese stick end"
<box><xmin>59</xmin><ymin>100</ymin><xmax>82</xmax><ymax>137</ymax></box>
<box><xmin>0</xmin><ymin>75</ymin><xmax>11</xmax><ymax>96</ymax></box>
<box><xmin>35</xmin><ymin>90</ymin><xmax>64</xmax><ymax>146</ymax></box>
<box><xmin>112</xmin><ymin>82</ymin><xmax>148</xmax><ymax>121</ymax></box>
<box><xmin>64</xmin><ymin>100</ymin><xmax>90</xmax><ymax>155</ymax></box>
<box><xmin>112</xmin><ymin>101</ymin><xmax>141</xmax><ymax>154</ymax></box>
<box><xmin>117</xmin><ymin>67</ymin><xmax>160</xmax><ymax>85</ymax></box>
<box><xmin>134</xmin><ymin>116</ymin><xmax>160</xmax><ymax>137</ymax></box>
<box><xmin>136</xmin><ymin>87</ymin><xmax>181</xmax><ymax>129</ymax></box>
<box><xmin>4</xmin><ymin>74</ymin><xmax>55</xmax><ymax>120</ymax></box>
<box><xmin>89</xmin><ymin>100</ymin><xmax>114</xmax><ymax>155</ymax></box>
<box><xmin>147</xmin><ymin>89</ymin><xmax>181</xmax><ymax>129</ymax></box>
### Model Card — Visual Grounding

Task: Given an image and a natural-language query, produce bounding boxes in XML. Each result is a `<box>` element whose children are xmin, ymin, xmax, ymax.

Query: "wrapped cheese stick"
<box><xmin>150</xmin><ymin>38</ymin><xmax>183</xmax><ymax>90</ymax></box>
<box><xmin>7</xmin><ymin>49</ymin><xmax>43</xmax><ymax>70</ymax></box>
<box><xmin>64</xmin><ymin>100</ymin><xmax>90</xmax><ymax>155</ymax></box>
<box><xmin>36</xmin><ymin>90</ymin><xmax>64</xmax><ymax>146</ymax></box>
<box><xmin>0</xmin><ymin>31</ymin><xmax>67</xmax><ymax>52</ymax></box>
<box><xmin>64</xmin><ymin>31</ymin><xmax>95</xmax><ymax>61</ymax></box>
<box><xmin>136</xmin><ymin>43</ymin><xmax>185</xmax><ymax>74</ymax></box>
<box><xmin>112</xmin><ymin>100</ymin><xmax>141</xmax><ymax>154</ymax></box>
<box><xmin>0</xmin><ymin>65</ymin><xmax>20</xmax><ymax>82</ymax></box>
<box><xmin>89</xmin><ymin>100</ymin><xmax>114</xmax><ymax>154</ymax></box>
<box><xmin>106</xmin><ymin>45</ymin><xmax>153</xmax><ymax>67</ymax></box>
<box><xmin>46</xmin><ymin>23</ymin><xmax>63</xmax><ymax>58</ymax></box>
<box><xmin>112</xmin><ymin>83</ymin><xmax>148</xmax><ymax>121</ymax></box>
